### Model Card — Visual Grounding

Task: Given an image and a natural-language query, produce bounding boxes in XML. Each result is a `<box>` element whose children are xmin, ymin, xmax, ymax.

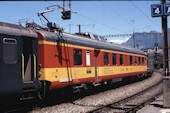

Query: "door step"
<box><xmin>21</xmin><ymin>87</ymin><xmax>35</xmax><ymax>101</ymax></box>
<box><xmin>20</xmin><ymin>96</ymin><xmax>35</xmax><ymax>101</ymax></box>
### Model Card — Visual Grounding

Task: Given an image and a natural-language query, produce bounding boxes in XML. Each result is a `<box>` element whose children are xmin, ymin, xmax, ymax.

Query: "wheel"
<box><xmin>38</xmin><ymin>81</ymin><xmax>46</xmax><ymax>100</ymax></box>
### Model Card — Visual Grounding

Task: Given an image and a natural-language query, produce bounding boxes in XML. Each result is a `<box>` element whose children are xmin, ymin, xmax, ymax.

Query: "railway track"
<box><xmin>87</xmin><ymin>79</ymin><xmax>163</xmax><ymax>113</ymax></box>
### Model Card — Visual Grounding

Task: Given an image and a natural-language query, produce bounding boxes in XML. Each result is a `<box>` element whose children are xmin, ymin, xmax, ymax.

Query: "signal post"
<box><xmin>151</xmin><ymin>0</ymin><xmax>170</xmax><ymax>108</ymax></box>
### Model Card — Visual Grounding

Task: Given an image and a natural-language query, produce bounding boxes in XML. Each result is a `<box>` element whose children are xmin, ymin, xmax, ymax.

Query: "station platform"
<box><xmin>137</xmin><ymin>95</ymin><xmax>170</xmax><ymax>113</ymax></box>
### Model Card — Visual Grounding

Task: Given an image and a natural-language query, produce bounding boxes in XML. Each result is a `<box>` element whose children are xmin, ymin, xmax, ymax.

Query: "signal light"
<box><xmin>61</xmin><ymin>11</ymin><xmax>71</xmax><ymax>20</ymax></box>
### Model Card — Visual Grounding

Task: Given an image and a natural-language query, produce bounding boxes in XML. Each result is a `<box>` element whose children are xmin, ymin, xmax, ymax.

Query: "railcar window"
<box><xmin>112</xmin><ymin>54</ymin><xmax>117</xmax><ymax>65</ymax></box>
<box><xmin>142</xmin><ymin>57</ymin><xmax>144</xmax><ymax>65</ymax></box>
<box><xmin>139</xmin><ymin>57</ymin><xmax>141</xmax><ymax>65</ymax></box>
<box><xmin>86</xmin><ymin>51</ymin><xmax>91</xmax><ymax>66</ymax></box>
<box><xmin>134</xmin><ymin>56</ymin><xmax>137</xmax><ymax>65</ymax></box>
<box><xmin>74</xmin><ymin>49</ymin><xmax>82</xmax><ymax>65</ymax></box>
<box><xmin>130</xmin><ymin>56</ymin><xmax>133</xmax><ymax>65</ymax></box>
<box><xmin>3</xmin><ymin>38</ymin><xmax>17</xmax><ymax>64</ymax></box>
<box><xmin>104</xmin><ymin>53</ymin><xmax>109</xmax><ymax>65</ymax></box>
<box><xmin>93</xmin><ymin>35</ymin><xmax>99</xmax><ymax>40</ymax></box>
<box><xmin>100</xmin><ymin>36</ymin><xmax>105</xmax><ymax>41</ymax></box>
<box><xmin>120</xmin><ymin>55</ymin><xmax>123</xmax><ymax>65</ymax></box>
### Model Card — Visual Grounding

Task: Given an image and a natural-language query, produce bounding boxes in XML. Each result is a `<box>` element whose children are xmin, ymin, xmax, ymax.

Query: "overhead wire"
<box><xmin>6</xmin><ymin>1</ymin><xmax>147</xmax><ymax>35</ymax></box>
<box><xmin>2</xmin><ymin>2</ymin><xmax>35</xmax><ymax>14</ymax></box>
<box><xmin>1</xmin><ymin>2</ymin><xmax>38</xmax><ymax>24</ymax></box>
<box><xmin>135</xmin><ymin>25</ymin><xmax>150</xmax><ymax>31</ymax></box>
<box><xmin>98</xmin><ymin>1</ymin><xmax>134</xmax><ymax>41</ymax></box>
<box><xmin>0</xmin><ymin>17</ymin><xmax>16</xmax><ymax>23</ymax></box>
<box><xmin>129</xmin><ymin>1</ymin><xmax>160</xmax><ymax>28</ymax></box>
<box><xmin>76</xmin><ymin>13</ymin><xmax>126</xmax><ymax>33</ymax></box>
<box><xmin>82</xmin><ymin>24</ymin><xmax>91</xmax><ymax>31</ymax></box>
<box><xmin>99</xmin><ymin>1</ymin><xmax>132</xmax><ymax>26</ymax></box>
<box><xmin>99</xmin><ymin>1</ymin><xmax>152</xmax><ymax>34</ymax></box>
<box><xmin>3</xmin><ymin>2</ymin><xmax>61</xmax><ymax>27</ymax></box>
<box><xmin>1</xmin><ymin>1</ymin><xmax>160</xmax><ymax>33</ymax></box>
<box><xmin>44</xmin><ymin>1</ymin><xmax>127</xmax><ymax>34</ymax></box>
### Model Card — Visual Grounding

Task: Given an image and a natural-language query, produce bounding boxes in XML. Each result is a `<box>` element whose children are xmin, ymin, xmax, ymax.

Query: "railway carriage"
<box><xmin>0</xmin><ymin>22</ymin><xmax>40</xmax><ymax>101</ymax></box>
<box><xmin>36</xmin><ymin>29</ymin><xmax>147</xmax><ymax>94</ymax></box>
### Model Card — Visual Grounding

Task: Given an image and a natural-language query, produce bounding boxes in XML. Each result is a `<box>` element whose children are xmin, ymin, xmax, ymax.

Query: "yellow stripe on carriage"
<box><xmin>38</xmin><ymin>65</ymin><xmax>147</xmax><ymax>82</ymax></box>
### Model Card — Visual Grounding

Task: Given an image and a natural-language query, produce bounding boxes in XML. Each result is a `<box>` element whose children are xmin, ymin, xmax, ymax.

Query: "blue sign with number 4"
<box><xmin>151</xmin><ymin>4</ymin><xmax>163</xmax><ymax>17</ymax></box>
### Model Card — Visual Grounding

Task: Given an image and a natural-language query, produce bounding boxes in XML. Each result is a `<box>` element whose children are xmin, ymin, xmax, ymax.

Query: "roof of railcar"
<box><xmin>0</xmin><ymin>22</ymin><xmax>37</xmax><ymax>38</ymax></box>
<box><xmin>39</xmin><ymin>30</ymin><xmax>146</xmax><ymax>56</ymax></box>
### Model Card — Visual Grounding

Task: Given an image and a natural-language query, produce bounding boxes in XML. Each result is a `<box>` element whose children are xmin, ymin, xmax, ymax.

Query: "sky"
<box><xmin>0</xmin><ymin>1</ymin><xmax>168</xmax><ymax>43</ymax></box>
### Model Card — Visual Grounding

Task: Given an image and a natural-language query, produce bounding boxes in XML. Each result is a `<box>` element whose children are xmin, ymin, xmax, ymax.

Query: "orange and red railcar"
<box><xmin>36</xmin><ymin>30</ymin><xmax>147</xmax><ymax>92</ymax></box>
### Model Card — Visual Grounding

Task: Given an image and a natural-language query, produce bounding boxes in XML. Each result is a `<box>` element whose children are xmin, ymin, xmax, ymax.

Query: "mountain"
<box><xmin>123</xmin><ymin>28</ymin><xmax>170</xmax><ymax>50</ymax></box>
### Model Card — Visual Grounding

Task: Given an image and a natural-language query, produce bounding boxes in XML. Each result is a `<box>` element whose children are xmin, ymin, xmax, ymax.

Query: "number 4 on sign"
<box><xmin>155</xmin><ymin>8</ymin><xmax>160</xmax><ymax>14</ymax></box>
<box><xmin>151</xmin><ymin>4</ymin><xmax>163</xmax><ymax>17</ymax></box>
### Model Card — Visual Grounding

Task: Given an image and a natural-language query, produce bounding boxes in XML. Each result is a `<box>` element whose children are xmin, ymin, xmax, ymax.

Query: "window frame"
<box><xmin>103</xmin><ymin>52</ymin><xmax>109</xmax><ymax>65</ymax></box>
<box><xmin>130</xmin><ymin>56</ymin><xmax>133</xmax><ymax>65</ymax></box>
<box><xmin>93</xmin><ymin>35</ymin><xmax>99</xmax><ymax>40</ymax></box>
<box><xmin>99</xmin><ymin>36</ymin><xmax>105</xmax><ymax>41</ymax></box>
<box><xmin>142</xmin><ymin>57</ymin><xmax>144</xmax><ymax>65</ymax></box>
<box><xmin>3</xmin><ymin>38</ymin><xmax>17</xmax><ymax>64</ymax></box>
<box><xmin>134</xmin><ymin>56</ymin><xmax>137</xmax><ymax>65</ymax></box>
<box><xmin>86</xmin><ymin>51</ymin><xmax>91</xmax><ymax>66</ymax></box>
<box><xmin>73</xmin><ymin>49</ymin><xmax>83</xmax><ymax>66</ymax></box>
<box><xmin>112</xmin><ymin>53</ymin><xmax>117</xmax><ymax>65</ymax></box>
<box><xmin>119</xmin><ymin>54</ymin><xmax>123</xmax><ymax>65</ymax></box>
<box><xmin>138</xmin><ymin>57</ymin><xmax>141</xmax><ymax>65</ymax></box>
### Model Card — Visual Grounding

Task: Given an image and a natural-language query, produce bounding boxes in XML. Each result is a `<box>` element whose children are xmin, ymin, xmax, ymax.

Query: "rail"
<box><xmin>87</xmin><ymin>72</ymin><xmax>163</xmax><ymax>113</ymax></box>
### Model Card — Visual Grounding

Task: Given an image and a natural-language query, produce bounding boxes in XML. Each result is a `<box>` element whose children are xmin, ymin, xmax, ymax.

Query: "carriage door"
<box><xmin>22</xmin><ymin>38</ymin><xmax>33</xmax><ymax>82</ymax></box>
<box><xmin>94</xmin><ymin>50</ymin><xmax>99</xmax><ymax>84</ymax></box>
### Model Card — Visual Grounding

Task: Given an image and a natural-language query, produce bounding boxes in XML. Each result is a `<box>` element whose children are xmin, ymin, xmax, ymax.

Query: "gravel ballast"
<box><xmin>31</xmin><ymin>71</ymin><xmax>163</xmax><ymax>113</ymax></box>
